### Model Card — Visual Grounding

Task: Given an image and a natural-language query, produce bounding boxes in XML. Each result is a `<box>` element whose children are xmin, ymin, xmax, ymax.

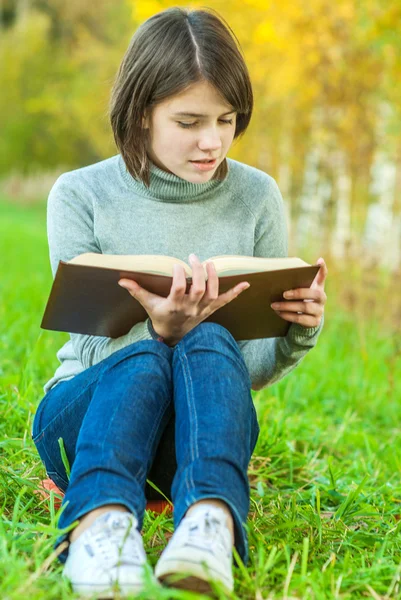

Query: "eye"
<box><xmin>177</xmin><ymin>119</ymin><xmax>234</xmax><ymax>129</ymax></box>
<box><xmin>177</xmin><ymin>122</ymin><xmax>198</xmax><ymax>129</ymax></box>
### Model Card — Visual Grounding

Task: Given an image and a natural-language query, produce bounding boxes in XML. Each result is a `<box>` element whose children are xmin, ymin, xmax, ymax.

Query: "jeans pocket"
<box><xmin>33</xmin><ymin>431</ymin><xmax>69</xmax><ymax>492</ymax></box>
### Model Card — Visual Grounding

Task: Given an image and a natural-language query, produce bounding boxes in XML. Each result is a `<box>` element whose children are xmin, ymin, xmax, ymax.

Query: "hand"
<box><xmin>118</xmin><ymin>253</ymin><xmax>251</xmax><ymax>345</ymax></box>
<box><xmin>270</xmin><ymin>257</ymin><xmax>328</xmax><ymax>328</ymax></box>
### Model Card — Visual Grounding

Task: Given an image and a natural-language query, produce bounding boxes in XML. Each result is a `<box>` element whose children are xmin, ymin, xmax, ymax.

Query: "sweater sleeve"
<box><xmin>46</xmin><ymin>173</ymin><xmax>153</xmax><ymax>370</ymax></box>
<box><xmin>236</xmin><ymin>176</ymin><xmax>324</xmax><ymax>390</ymax></box>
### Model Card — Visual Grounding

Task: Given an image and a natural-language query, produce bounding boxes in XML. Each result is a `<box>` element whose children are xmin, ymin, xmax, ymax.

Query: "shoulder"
<box><xmin>47</xmin><ymin>155</ymin><xmax>121</xmax><ymax>218</ymax></box>
<box><xmin>50</xmin><ymin>155</ymin><xmax>120</xmax><ymax>195</ymax></box>
<box><xmin>226</xmin><ymin>157</ymin><xmax>284</xmax><ymax>213</ymax></box>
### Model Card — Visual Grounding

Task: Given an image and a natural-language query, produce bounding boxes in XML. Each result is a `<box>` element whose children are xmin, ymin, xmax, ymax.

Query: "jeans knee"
<box><xmin>180</xmin><ymin>321</ymin><xmax>237</xmax><ymax>349</ymax></box>
<box><xmin>177</xmin><ymin>322</ymin><xmax>251</xmax><ymax>388</ymax></box>
<box><xmin>194</xmin><ymin>321</ymin><xmax>232</xmax><ymax>337</ymax></box>
<box><xmin>104</xmin><ymin>340</ymin><xmax>173</xmax><ymax>381</ymax></box>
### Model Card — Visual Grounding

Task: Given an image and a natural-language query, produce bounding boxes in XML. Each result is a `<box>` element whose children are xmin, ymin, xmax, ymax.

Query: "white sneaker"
<box><xmin>155</xmin><ymin>504</ymin><xmax>234</xmax><ymax>594</ymax></box>
<box><xmin>62</xmin><ymin>510</ymin><xmax>156</xmax><ymax>598</ymax></box>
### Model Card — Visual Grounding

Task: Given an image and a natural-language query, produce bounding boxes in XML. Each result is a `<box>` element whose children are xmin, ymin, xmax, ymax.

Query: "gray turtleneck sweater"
<box><xmin>43</xmin><ymin>154</ymin><xmax>324</xmax><ymax>395</ymax></box>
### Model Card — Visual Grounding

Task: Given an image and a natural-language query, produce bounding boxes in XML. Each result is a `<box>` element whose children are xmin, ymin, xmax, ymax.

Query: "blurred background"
<box><xmin>1</xmin><ymin>0</ymin><xmax>401</xmax><ymax>318</ymax></box>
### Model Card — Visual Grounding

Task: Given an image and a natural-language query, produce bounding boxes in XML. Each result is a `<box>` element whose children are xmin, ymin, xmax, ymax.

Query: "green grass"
<box><xmin>1</xmin><ymin>197</ymin><xmax>401</xmax><ymax>599</ymax></box>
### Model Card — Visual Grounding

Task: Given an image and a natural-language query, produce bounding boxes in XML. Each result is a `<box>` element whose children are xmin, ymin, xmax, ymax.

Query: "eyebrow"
<box><xmin>172</xmin><ymin>111</ymin><xmax>236</xmax><ymax>117</ymax></box>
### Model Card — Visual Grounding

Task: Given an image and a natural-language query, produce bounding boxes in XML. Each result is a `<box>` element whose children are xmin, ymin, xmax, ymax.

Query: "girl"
<box><xmin>32</xmin><ymin>6</ymin><xmax>327</xmax><ymax>598</ymax></box>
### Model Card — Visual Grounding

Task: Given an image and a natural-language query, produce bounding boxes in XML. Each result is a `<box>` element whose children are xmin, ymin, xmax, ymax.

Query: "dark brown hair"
<box><xmin>109</xmin><ymin>6</ymin><xmax>253</xmax><ymax>186</ymax></box>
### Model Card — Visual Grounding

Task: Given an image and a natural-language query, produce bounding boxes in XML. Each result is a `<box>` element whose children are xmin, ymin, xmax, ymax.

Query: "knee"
<box><xmin>180</xmin><ymin>321</ymin><xmax>235</xmax><ymax>346</ymax></box>
<box><xmin>177</xmin><ymin>322</ymin><xmax>251</xmax><ymax>388</ymax></box>
<box><xmin>103</xmin><ymin>340</ymin><xmax>173</xmax><ymax>384</ymax></box>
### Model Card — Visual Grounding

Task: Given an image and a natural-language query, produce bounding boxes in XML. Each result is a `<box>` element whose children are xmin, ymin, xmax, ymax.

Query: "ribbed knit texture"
<box><xmin>43</xmin><ymin>154</ymin><xmax>324</xmax><ymax>394</ymax></box>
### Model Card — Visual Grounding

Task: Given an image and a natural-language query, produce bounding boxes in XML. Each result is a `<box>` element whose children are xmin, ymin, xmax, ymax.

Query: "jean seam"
<box><xmin>175</xmin><ymin>344</ymin><xmax>198</xmax><ymax>501</ymax></box>
<box><xmin>32</xmin><ymin>430</ymin><xmax>45</xmax><ymax>444</ymax></box>
<box><xmin>36</xmin><ymin>376</ymin><xmax>100</xmax><ymax>441</ymax></box>
<box><xmin>135</xmin><ymin>465</ymin><xmax>145</xmax><ymax>482</ymax></box>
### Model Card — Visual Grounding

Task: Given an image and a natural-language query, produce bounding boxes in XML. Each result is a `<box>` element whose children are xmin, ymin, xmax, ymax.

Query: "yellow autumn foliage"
<box><xmin>0</xmin><ymin>0</ymin><xmax>400</xmax><ymax>235</ymax></box>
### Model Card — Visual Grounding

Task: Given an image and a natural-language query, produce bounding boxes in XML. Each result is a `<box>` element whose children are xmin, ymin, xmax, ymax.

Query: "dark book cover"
<box><xmin>41</xmin><ymin>261</ymin><xmax>320</xmax><ymax>340</ymax></box>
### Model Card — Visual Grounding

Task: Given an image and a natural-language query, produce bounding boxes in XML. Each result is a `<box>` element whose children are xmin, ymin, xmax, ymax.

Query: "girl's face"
<box><xmin>143</xmin><ymin>80</ymin><xmax>237</xmax><ymax>183</ymax></box>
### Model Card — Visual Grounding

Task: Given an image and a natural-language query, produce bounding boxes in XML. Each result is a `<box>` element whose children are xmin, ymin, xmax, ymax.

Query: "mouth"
<box><xmin>190</xmin><ymin>158</ymin><xmax>217</xmax><ymax>163</ymax></box>
<box><xmin>189</xmin><ymin>158</ymin><xmax>218</xmax><ymax>171</ymax></box>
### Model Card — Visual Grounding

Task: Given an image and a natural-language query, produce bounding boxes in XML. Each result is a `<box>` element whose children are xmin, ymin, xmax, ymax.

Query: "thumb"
<box><xmin>312</xmin><ymin>257</ymin><xmax>328</xmax><ymax>288</ymax></box>
<box><xmin>118</xmin><ymin>279</ymin><xmax>140</xmax><ymax>293</ymax></box>
<box><xmin>118</xmin><ymin>279</ymin><xmax>156</xmax><ymax>309</ymax></box>
<box><xmin>118</xmin><ymin>279</ymin><xmax>145</xmax><ymax>303</ymax></box>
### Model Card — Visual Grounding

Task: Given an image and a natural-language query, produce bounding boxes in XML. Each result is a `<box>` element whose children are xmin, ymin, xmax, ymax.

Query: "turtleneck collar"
<box><xmin>118</xmin><ymin>154</ymin><xmax>229</xmax><ymax>202</ymax></box>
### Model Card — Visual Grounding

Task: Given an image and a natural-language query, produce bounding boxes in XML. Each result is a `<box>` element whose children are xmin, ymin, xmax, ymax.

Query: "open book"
<box><xmin>40</xmin><ymin>253</ymin><xmax>320</xmax><ymax>340</ymax></box>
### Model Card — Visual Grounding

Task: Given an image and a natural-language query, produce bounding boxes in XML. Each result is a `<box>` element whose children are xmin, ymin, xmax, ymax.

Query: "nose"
<box><xmin>197</xmin><ymin>126</ymin><xmax>223</xmax><ymax>152</ymax></box>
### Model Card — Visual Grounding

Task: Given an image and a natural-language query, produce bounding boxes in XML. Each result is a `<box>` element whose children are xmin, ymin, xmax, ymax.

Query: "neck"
<box><xmin>118</xmin><ymin>155</ymin><xmax>229</xmax><ymax>202</ymax></box>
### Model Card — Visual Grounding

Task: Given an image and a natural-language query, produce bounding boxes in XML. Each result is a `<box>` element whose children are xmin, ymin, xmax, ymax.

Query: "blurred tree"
<box><xmin>0</xmin><ymin>0</ymin><xmax>400</xmax><ymax>256</ymax></box>
<box><xmin>0</xmin><ymin>0</ymin><xmax>133</xmax><ymax>174</ymax></box>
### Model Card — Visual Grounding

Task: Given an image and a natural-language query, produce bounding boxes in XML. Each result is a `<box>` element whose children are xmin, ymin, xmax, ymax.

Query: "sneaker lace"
<box><xmin>187</xmin><ymin>512</ymin><xmax>229</xmax><ymax>554</ymax></box>
<box><xmin>93</xmin><ymin>515</ymin><xmax>144</xmax><ymax>568</ymax></box>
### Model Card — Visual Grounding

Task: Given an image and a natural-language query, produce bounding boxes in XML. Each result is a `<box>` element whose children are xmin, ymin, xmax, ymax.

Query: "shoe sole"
<box><xmin>156</xmin><ymin>558</ymin><xmax>233</xmax><ymax>594</ymax></box>
<box><xmin>160</xmin><ymin>574</ymin><xmax>216</xmax><ymax>594</ymax></box>
<box><xmin>71</xmin><ymin>582</ymin><xmax>147</xmax><ymax>599</ymax></box>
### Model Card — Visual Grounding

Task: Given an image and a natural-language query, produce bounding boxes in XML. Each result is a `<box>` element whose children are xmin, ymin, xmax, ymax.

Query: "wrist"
<box><xmin>147</xmin><ymin>319</ymin><xmax>165</xmax><ymax>343</ymax></box>
<box><xmin>147</xmin><ymin>319</ymin><xmax>179</xmax><ymax>347</ymax></box>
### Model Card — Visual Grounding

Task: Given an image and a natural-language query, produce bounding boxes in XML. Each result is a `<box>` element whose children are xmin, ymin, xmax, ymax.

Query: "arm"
<box><xmin>237</xmin><ymin>176</ymin><xmax>324</xmax><ymax>391</ymax></box>
<box><xmin>47</xmin><ymin>173</ymin><xmax>153</xmax><ymax>370</ymax></box>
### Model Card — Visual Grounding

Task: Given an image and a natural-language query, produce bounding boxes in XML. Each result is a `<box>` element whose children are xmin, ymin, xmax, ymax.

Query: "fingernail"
<box><xmin>284</xmin><ymin>291</ymin><xmax>293</xmax><ymax>298</ymax></box>
<box><xmin>118</xmin><ymin>281</ymin><xmax>127</xmax><ymax>288</ymax></box>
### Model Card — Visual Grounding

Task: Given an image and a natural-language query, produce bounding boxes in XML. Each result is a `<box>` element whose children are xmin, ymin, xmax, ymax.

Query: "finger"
<box><xmin>169</xmin><ymin>264</ymin><xmax>187</xmax><ymax>302</ymax></box>
<box><xmin>118</xmin><ymin>278</ymin><xmax>157</xmax><ymax>310</ymax></box>
<box><xmin>205</xmin><ymin>261</ymin><xmax>219</xmax><ymax>299</ymax></box>
<box><xmin>283</xmin><ymin>288</ymin><xmax>327</xmax><ymax>303</ymax></box>
<box><xmin>312</xmin><ymin>257</ymin><xmax>328</xmax><ymax>288</ymax></box>
<box><xmin>216</xmin><ymin>280</ymin><xmax>251</xmax><ymax>309</ymax></box>
<box><xmin>118</xmin><ymin>278</ymin><xmax>138</xmax><ymax>291</ymax></box>
<box><xmin>271</xmin><ymin>300</ymin><xmax>321</xmax><ymax>316</ymax></box>
<box><xmin>188</xmin><ymin>253</ymin><xmax>206</xmax><ymax>303</ymax></box>
<box><xmin>275</xmin><ymin>310</ymin><xmax>321</xmax><ymax>328</ymax></box>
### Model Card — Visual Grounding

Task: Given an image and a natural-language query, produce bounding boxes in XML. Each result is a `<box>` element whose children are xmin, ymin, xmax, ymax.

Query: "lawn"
<box><xmin>1</xmin><ymin>198</ymin><xmax>401</xmax><ymax>599</ymax></box>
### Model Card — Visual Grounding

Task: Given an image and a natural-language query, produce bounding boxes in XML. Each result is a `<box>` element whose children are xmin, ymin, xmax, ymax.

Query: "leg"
<box><xmin>32</xmin><ymin>338</ymin><xmax>174</xmax><ymax>563</ymax></box>
<box><xmin>145</xmin><ymin>408</ymin><xmax>177</xmax><ymax>502</ymax></box>
<box><xmin>171</xmin><ymin>322</ymin><xmax>259</xmax><ymax>565</ymax></box>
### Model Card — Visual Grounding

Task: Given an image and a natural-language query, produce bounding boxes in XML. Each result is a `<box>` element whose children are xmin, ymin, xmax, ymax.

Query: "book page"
<box><xmin>68</xmin><ymin>252</ymin><xmax>312</xmax><ymax>279</ymax></box>
<box><xmin>68</xmin><ymin>252</ymin><xmax>192</xmax><ymax>277</ymax></box>
<box><xmin>203</xmin><ymin>255</ymin><xmax>311</xmax><ymax>276</ymax></box>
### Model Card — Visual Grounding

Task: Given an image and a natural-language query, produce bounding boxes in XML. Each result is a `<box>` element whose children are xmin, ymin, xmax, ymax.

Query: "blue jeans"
<box><xmin>32</xmin><ymin>322</ymin><xmax>260</xmax><ymax>565</ymax></box>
